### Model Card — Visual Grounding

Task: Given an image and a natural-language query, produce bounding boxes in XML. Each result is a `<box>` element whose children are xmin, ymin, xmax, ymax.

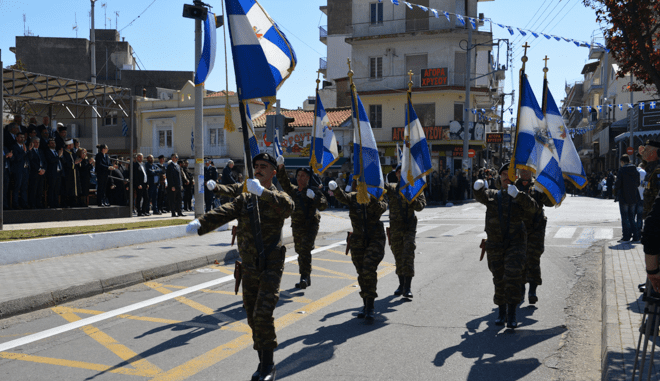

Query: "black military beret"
<box><xmin>394</xmin><ymin>164</ymin><xmax>402</xmax><ymax>172</ymax></box>
<box><xmin>253</xmin><ymin>152</ymin><xmax>277</xmax><ymax>168</ymax></box>
<box><xmin>296</xmin><ymin>167</ymin><xmax>312</xmax><ymax>177</ymax></box>
<box><xmin>646</xmin><ymin>140</ymin><xmax>660</xmax><ymax>148</ymax></box>
<box><xmin>499</xmin><ymin>162</ymin><xmax>510</xmax><ymax>174</ymax></box>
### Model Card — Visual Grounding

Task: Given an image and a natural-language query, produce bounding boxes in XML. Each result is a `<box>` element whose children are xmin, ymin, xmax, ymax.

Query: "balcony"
<box><xmin>348</xmin><ymin>17</ymin><xmax>488</xmax><ymax>40</ymax></box>
<box><xmin>319</xmin><ymin>57</ymin><xmax>327</xmax><ymax>75</ymax></box>
<box><xmin>351</xmin><ymin>70</ymin><xmax>491</xmax><ymax>92</ymax></box>
<box><xmin>319</xmin><ymin>25</ymin><xmax>327</xmax><ymax>44</ymax></box>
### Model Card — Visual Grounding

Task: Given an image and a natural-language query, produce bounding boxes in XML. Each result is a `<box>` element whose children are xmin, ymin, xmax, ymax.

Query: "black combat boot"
<box><xmin>295</xmin><ymin>274</ymin><xmax>309</xmax><ymax>289</ymax></box>
<box><xmin>506</xmin><ymin>303</ymin><xmax>519</xmax><ymax>329</ymax></box>
<box><xmin>364</xmin><ymin>298</ymin><xmax>375</xmax><ymax>323</ymax></box>
<box><xmin>394</xmin><ymin>275</ymin><xmax>404</xmax><ymax>296</ymax></box>
<box><xmin>259</xmin><ymin>349</ymin><xmax>276</xmax><ymax>381</ymax></box>
<box><xmin>251</xmin><ymin>350</ymin><xmax>262</xmax><ymax>381</ymax></box>
<box><xmin>520</xmin><ymin>284</ymin><xmax>526</xmax><ymax>305</ymax></box>
<box><xmin>403</xmin><ymin>276</ymin><xmax>413</xmax><ymax>298</ymax></box>
<box><xmin>528</xmin><ymin>283</ymin><xmax>538</xmax><ymax>304</ymax></box>
<box><xmin>495</xmin><ymin>305</ymin><xmax>507</xmax><ymax>325</ymax></box>
<box><xmin>356</xmin><ymin>298</ymin><xmax>367</xmax><ymax>319</ymax></box>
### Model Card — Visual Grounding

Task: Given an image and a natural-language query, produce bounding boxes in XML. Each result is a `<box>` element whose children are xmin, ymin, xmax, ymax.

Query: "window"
<box><xmin>370</xmin><ymin>57</ymin><xmax>383</xmax><ymax>79</ymax></box>
<box><xmin>405</xmin><ymin>54</ymin><xmax>428</xmax><ymax>81</ymax></box>
<box><xmin>369</xmin><ymin>104</ymin><xmax>382</xmax><ymax>128</ymax></box>
<box><xmin>370</xmin><ymin>2</ymin><xmax>383</xmax><ymax>25</ymax></box>
<box><xmin>208</xmin><ymin>125</ymin><xmax>224</xmax><ymax>147</ymax></box>
<box><xmin>158</xmin><ymin>130</ymin><xmax>172</xmax><ymax>148</ymax></box>
<box><xmin>103</xmin><ymin>111</ymin><xmax>117</xmax><ymax>126</ymax></box>
<box><xmin>454</xmin><ymin>103</ymin><xmax>464</xmax><ymax>122</ymax></box>
<box><xmin>415</xmin><ymin>103</ymin><xmax>435</xmax><ymax>126</ymax></box>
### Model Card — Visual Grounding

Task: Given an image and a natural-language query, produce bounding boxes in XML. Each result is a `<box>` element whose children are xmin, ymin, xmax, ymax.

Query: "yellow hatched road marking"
<box><xmin>150</xmin><ymin>264</ymin><xmax>395</xmax><ymax>381</ymax></box>
<box><xmin>159</xmin><ymin>284</ymin><xmax>242</xmax><ymax>297</ymax></box>
<box><xmin>206</xmin><ymin>265</ymin><xmax>235</xmax><ymax>275</ymax></box>
<box><xmin>51</xmin><ymin>306</ymin><xmax>162</xmax><ymax>376</ymax></box>
<box><xmin>313</xmin><ymin>257</ymin><xmax>354</xmax><ymax>264</ymax></box>
<box><xmin>0</xmin><ymin>352</ymin><xmax>156</xmax><ymax>376</ymax></box>
<box><xmin>289</xmin><ymin>262</ymin><xmax>356</xmax><ymax>280</ymax></box>
<box><xmin>282</xmin><ymin>271</ymin><xmax>347</xmax><ymax>280</ymax></box>
<box><xmin>326</xmin><ymin>249</ymin><xmax>348</xmax><ymax>256</ymax></box>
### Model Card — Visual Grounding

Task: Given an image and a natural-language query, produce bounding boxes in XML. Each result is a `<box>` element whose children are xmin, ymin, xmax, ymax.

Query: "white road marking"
<box><xmin>554</xmin><ymin>227</ymin><xmax>577</xmax><ymax>239</ymax></box>
<box><xmin>594</xmin><ymin>228</ymin><xmax>613</xmax><ymax>240</ymax></box>
<box><xmin>573</xmin><ymin>228</ymin><xmax>594</xmax><ymax>245</ymax></box>
<box><xmin>0</xmin><ymin>240</ymin><xmax>347</xmax><ymax>353</ymax></box>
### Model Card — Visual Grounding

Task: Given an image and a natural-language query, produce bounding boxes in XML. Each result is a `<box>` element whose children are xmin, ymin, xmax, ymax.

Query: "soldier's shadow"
<box><xmin>275</xmin><ymin>298</ymin><xmax>401</xmax><ymax>379</ymax></box>
<box><xmin>433</xmin><ymin>308</ymin><xmax>566</xmax><ymax>381</ymax></box>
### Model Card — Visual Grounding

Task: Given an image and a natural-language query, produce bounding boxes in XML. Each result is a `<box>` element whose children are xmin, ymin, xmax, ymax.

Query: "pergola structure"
<box><xmin>1</xmin><ymin>53</ymin><xmax>134</xmax><ymax>230</ymax></box>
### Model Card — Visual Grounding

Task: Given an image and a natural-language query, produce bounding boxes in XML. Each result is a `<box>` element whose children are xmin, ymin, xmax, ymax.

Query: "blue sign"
<box><xmin>503</xmin><ymin>133</ymin><xmax>512</xmax><ymax>143</ymax></box>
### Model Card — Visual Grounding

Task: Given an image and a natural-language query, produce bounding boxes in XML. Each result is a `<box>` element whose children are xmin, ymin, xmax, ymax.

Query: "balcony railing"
<box><xmin>350</xmin><ymin>70</ymin><xmax>492</xmax><ymax>92</ymax></box>
<box><xmin>319</xmin><ymin>25</ymin><xmax>327</xmax><ymax>39</ymax></box>
<box><xmin>319</xmin><ymin>57</ymin><xmax>327</xmax><ymax>71</ymax></box>
<box><xmin>349</xmin><ymin>17</ymin><xmax>488</xmax><ymax>39</ymax></box>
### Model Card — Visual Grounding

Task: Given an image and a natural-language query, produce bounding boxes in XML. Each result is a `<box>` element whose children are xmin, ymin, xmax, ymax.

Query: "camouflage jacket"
<box><xmin>475</xmin><ymin>186</ymin><xmax>539</xmax><ymax>246</ymax></box>
<box><xmin>383</xmin><ymin>183</ymin><xmax>426</xmax><ymax>229</ymax></box>
<box><xmin>211</xmin><ymin>183</ymin><xmax>243</xmax><ymax>198</ymax></box>
<box><xmin>514</xmin><ymin>177</ymin><xmax>553</xmax><ymax>230</ymax></box>
<box><xmin>644</xmin><ymin>160</ymin><xmax>660</xmax><ymax>218</ymax></box>
<box><xmin>334</xmin><ymin>187</ymin><xmax>387</xmax><ymax>240</ymax></box>
<box><xmin>277</xmin><ymin>167</ymin><xmax>328</xmax><ymax>226</ymax></box>
<box><xmin>197</xmin><ymin>184</ymin><xmax>294</xmax><ymax>266</ymax></box>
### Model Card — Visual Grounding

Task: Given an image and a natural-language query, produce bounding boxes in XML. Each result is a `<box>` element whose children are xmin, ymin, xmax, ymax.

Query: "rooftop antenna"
<box><xmin>101</xmin><ymin>3</ymin><xmax>107</xmax><ymax>28</ymax></box>
<box><xmin>108</xmin><ymin>17</ymin><xmax>112</xmax><ymax>29</ymax></box>
<box><xmin>73</xmin><ymin>12</ymin><xmax>78</xmax><ymax>38</ymax></box>
<box><xmin>23</xmin><ymin>14</ymin><xmax>26</xmax><ymax>35</ymax></box>
<box><xmin>115</xmin><ymin>11</ymin><xmax>119</xmax><ymax>31</ymax></box>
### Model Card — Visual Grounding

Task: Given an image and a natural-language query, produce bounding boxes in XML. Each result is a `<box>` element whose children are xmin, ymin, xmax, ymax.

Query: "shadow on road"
<box><xmin>433</xmin><ymin>308</ymin><xmax>566</xmax><ymax>380</ymax></box>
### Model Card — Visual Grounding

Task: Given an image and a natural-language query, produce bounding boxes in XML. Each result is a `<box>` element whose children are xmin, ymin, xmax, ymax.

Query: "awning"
<box><xmin>614</xmin><ymin>129</ymin><xmax>660</xmax><ymax>143</ymax></box>
<box><xmin>611</xmin><ymin>117</ymin><xmax>630</xmax><ymax>129</ymax></box>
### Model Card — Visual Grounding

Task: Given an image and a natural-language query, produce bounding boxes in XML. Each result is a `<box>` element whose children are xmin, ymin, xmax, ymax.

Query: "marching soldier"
<box><xmin>640</xmin><ymin>140</ymin><xmax>660</xmax><ymax>218</ymax></box>
<box><xmin>515</xmin><ymin>168</ymin><xmax>553</xmax><ymax>304</ymax></box>
<box><xmin>474</xmin><ymin>163</ymin><xmax>539</xmax><ymax>328</ymax></box>
<box><xmin>276</xmin><ymin>156</ymin><xmax>328</xmax><ymax>289</ymax></box>
<box><xmin>384</xmin><ymin>164</ymin><xmax>426</xmax><ymax>298</ymax></box>
<box><xmin>186</xmin><ymin>153</ymin><xmax>294</xmax><ymax>381</ymax></box>
<box><xmin>328</xmin><ymin>179</ymin><xmax>388</xmax><ymax>323</ymax></box>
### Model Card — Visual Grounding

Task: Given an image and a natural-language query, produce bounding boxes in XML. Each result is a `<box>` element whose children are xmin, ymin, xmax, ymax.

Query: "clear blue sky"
<box><xmin>1</xmin><ymin>0</ymin><xmax>604</xmax><ymax>123</ymax></box>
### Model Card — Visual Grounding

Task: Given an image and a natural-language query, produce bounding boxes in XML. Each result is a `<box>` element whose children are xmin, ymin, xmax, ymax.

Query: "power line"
<box><xmin>512</xmin><ymin>0</ymin><xmax>564</xmax><ymax>56</ymax></box>
<box><xmin>510</xmin><ymin>0</ymin><xmax>550</xmax><ymax>47</ymax></box>
<box><xmin>511</xmin><ymin>0</ymin><xmax>558</xmax><ymax>48</ymax></box>
<box><xmin>119</xmin><ymin>0</ymin><xmax>158</xmax><ymax>32</ymax></box>
<box><xmin>272</xmin><ymin>18</ymin><xmax>325</xmax><ymax>57</ymax></box>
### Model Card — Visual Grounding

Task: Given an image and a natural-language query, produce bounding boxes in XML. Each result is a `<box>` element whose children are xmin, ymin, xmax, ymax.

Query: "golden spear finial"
<box><xmin>543</xmin><ymin>55</ymin><xmax>549</xmax><ymax>79</ymax></box>
<box><xmin>408</xmin><ymin>70</ymin><xmax>414</xmax><ymax>93</ymax></box>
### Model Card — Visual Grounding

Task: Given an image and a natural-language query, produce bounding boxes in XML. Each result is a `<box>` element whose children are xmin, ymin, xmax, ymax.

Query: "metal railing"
<box><xmin>320</xmin><ymin>57</ymin><xmax>327</xmax><ymax>71</ymax></box>
<box><xmin>319</xmin><ymin>25</ymin><xmax>327</xmax><ymax>39</ymax></box>
<box><xmin>349</xmin><ymin>17</ymin><xmax>488</xmax><ymax>39</ymax></box>
<box><xmin>350</xmin><ymin>70</ymin><xmax>493</xmax><ymax>92</ymax></box>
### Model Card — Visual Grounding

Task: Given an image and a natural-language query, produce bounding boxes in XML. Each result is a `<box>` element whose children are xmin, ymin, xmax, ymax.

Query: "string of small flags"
<box><xmin>465</xmin><ymin>105</ymin><xmax>516</xmax><ymax>125</ymax></box>
<box><xmin>568</xmin><ymin>124</ymin><xmax>596</xmax><ymax>137</ymax></box>
<box><xmin>378</xmin><ymin>0</ymin><xmax>606</xmax><ymax>51</ymax></box>
<box><xmin>564</xmin><ymin>101</ymin><xmax>658</xmax><ymax>114</ymax></box>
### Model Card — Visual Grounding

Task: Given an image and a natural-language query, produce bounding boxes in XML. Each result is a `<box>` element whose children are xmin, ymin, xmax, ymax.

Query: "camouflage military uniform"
<box><xmin>644</xmin><ymin>160</ymin><xmax>660</xmax><ymax>219</ymax></box>
<box><xmin>383</xmin><ymin>183</ymin><xmax>426</xmax><ymax>277</ymax></box>
<box><xmin>515</xmin><ymin>177</ymin><xmax>553</xmax><ymax>286</ymax></box>
<box><xmin>276</xmin><ymin>167</ymin><xmax>328</xmax><ymax>278</ymax></box>
<box><xmin>211</xmin><ymin>182</ymin><xmax>243</xmax><ymax>200</ymax></box>
<box><xmin>334</xmin><ymin>187</ymin><xmax>387</xmax><ymax>299</ymax></box>
<box><xmin>475</xmin><ymin>186</ymin><xmax>538</xmax><ymax>305</ymax></box>
<box><xmin>197</xmin><ymin>184</ymin><xmax>294</xmax><ymax>350</ymax></box>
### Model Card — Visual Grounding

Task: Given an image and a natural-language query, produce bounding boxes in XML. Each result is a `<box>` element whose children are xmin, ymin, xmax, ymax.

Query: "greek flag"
<box><xmin>399</xmin><ymin>93</ymin><xmax>433</xmax><ymax>203</ymax></box>
<box><xmin>121</xmin><ymin>118</ymin><xmax>128</xmax><ymax>137</ymax></box>
<box><xmin>543</xmin><ymin>82</ymin><xmax>587</xmax><ymax>192</ymax></box>
<box><xmin>225</xmin><ymin>0</ymin><xmax>297</xmax><ymax>102</ymax></box>
<box><xmin>351</xmin><ymin>89</ymin><xmax>384</xmax><ymax>201</ymax></box>
<box><xmin>191</xmin><ymin>130</ymin><xmax>194</xmax><ymax>154</ymax></box>
<box><xmin>245</xmin><ymin>106</ymin><xmax>260</xmax><ymax>159</ymax></box>
<box><xmin>310</xmin><ymin>92</ymin><xmax>339</xmax><ymax>175</ymax></box>
<box><xmin>273</xmin><ymin>128</ymin><xmax>283</xmax><ymax>157</ymax></box>
<box><xmin>511</xmin><ymin>75</ymin><xmax>544</xmax><ymax>175</ymax></box>
<box><xmin>396</xmin><ymin>143</ymin><xmax>402</xmax><ymax>165</ymax></box>
<box><xmin>194</xmin><ymin>12</ymin><xmax>217</xmax><ymax>85</ymax></box>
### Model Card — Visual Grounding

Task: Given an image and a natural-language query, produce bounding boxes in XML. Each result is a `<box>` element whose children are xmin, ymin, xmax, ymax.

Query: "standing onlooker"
<box><xmin>636</xmin><ymin>160</ymin><xmax>647</xmax><ymax>238</ymax></box>
<box><xmin>133</xmin><ymin>153</ymin><xmax>149</xmax><ymax>216</ymax></box>
<box><xmin>641</xmin><ymin>140</ymin><xmax>660</xmax><ymax>218</ymax></box>
<box><xmin>220</xmin><ymin>159</ymin><xmax>236</xmax><ymax>206</ymax></box>
<box><xmin>54</xmin><ymin>123</ymin><xmax>67</xmax><ymax>152</ymax></box>
<box><xmin>3</xmin><ymin>146</ymin><xmax>11</xmax><ymax>210</ymax></box>
<box><xmin>9</xmin><ymin>131</ymin><xmax>29</xmax><ymax>209</ymax></box>
<box><xmin>156</xmin><ymin>155</ymin><xmax>167</xmax><ymax>212</ymax></box>
<box><xmin>605</xmin><ymin>170</ymin><xmax>615</xmax><ymax>199</ymax></box>
<box><xmin>61</xmin><ymin>139</ymin><xmax>81</xmax><ymax>208</ymax></box>
<box><xmin>166</xmin><ymin>153</ymin><xmax>184</xmax><ymax>217</ymax></box>
<box><xmin>44</xmin><ymin>138</ymin><xmax>63</xmax><ymax>208</ymax></box>
<box><xmin>27</xmin><ymin>137</ymin><xmax>46</xmax><ymax>209</ymax></box>
<box><xmin>94</xmin><ymin>144</ymin><xmax>114</xmax><ymax>207</ymax></box>
<box><xmin>78</xmin><ymin>148</ymin><xmax>93</xmax><ymax>207</ymax></box>
<box><xmin>181</xmin><ymin>160</ymin><xmax>194</xmax><ymax>211</ymax></box>
<box><xmin>146</xmin><ymin>155</ymin><xmax>162</xmax><ymax>215</ymax></box>
<box><xmin>615</xmin><ymin>154</ymin><xmax>641</xmax><ymax>242</ymax></box>
<box><xmin>204</xmin><ymin>160</ymin><xmax>218</xmax><ymax>211</ymax></box>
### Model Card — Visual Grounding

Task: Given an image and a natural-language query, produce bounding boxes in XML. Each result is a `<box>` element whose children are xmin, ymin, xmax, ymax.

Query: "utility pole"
<box><xmin>462</xmin><ymin>18</ymin><xmax>472</xmax><ymax>197</ymax></box>
<box><xmin>194</xmin><ymin>9</ymin><xmax>204</xmax><ymax>218</ymax></box>
<box><xmin>91</xmin><ymin>0</ymin><xmax>99</xmax><ymax>154</ymax></box>
<box><xmin>629</xmin><ymin>73</ymin><xmax>634</xmax><ymax>155</ymax></box>
<box><xmin>0</xmin><ymin>49</ymin><xmax>3</xmax><ymax>231</ymax></box>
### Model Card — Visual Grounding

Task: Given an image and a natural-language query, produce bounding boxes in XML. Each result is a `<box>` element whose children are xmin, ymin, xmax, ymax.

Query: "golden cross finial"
<box><xmin>408</xmin><ymin>70</ymin><xmax>414</xmax><ymax>92</ymax></box>
<box><xmin>522</xmin><ymin>42</ymin><xmax>530</xmax><ymax>56</ymax></box>
<box><xmin>543</xmin><ymin>55</ymin><xmax>549</xmax><ymax>67</ymax></box>
<box><xmin>347</xmin><ymin>58</ymin><xmax>354</xmax><ymax>80</ymax></box>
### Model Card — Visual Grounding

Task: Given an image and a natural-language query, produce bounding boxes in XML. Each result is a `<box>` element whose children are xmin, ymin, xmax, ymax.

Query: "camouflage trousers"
<box><xmin>292</xmin><ymin>222</ymin><xmax>319</xmax><ymax>276</ymax></box>
<box><xmin>523</xmin><ymin>220</ymin><xmax>546</xmax><ymax>286</ymax></box>
<box><xmin>351</xmin><ymin>234</ymin><xmax>386</xmax><ymax>299</ymax></box>
<box><xmin>242</xmin><ymin>246</ymin><xmax>286</xmax><ymax>350</ymax></box>
<box><xmin>390</xmin><ymin>225</ymin><xmax>416</xmax><ymax>277</ymax></box>
<box><xmin>486</xmin><ymin>240</ymin><xmax>527</xmax><ymax>305</ymax></box>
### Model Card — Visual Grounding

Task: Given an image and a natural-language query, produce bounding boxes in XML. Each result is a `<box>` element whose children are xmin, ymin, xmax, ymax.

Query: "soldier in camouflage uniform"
<box><xmin>474</xmin><ymin>163</ymin><xmax>539</xmax><ymax>328</ymax></box>
<box><xmin>384</xmin><ymin>165</ymin><xmax>426</xmax><ymax>298</ymax></box>
<box><xmin>515</xmin><ymin>169</ymin><xmax>554</xmax><ymax>304</ymax></box>
<box><xmin>329</xmin><ymin>179</ymin><xmax>387</xmax><ymax>323</ymax></box>
<box><xmin>187</xmin><ymin>153</ymin><xmax>294</xmax><ymax>381</ymax></box>
<box><xmin>276</xmin><ymin>157</ymin><xmax>328</xmax><ymax>289</ymax></box>
<box><xmin>640</xmin><ymin>140</ymin><xmax>660</xmax><ymax>218</ymax></box>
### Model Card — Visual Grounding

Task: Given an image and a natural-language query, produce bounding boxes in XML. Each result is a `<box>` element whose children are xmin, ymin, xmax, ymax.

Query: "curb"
<box><xmin>0</xmin><ymin>232</ymin><xmax>339</xmax><ymax>320</ymax></box>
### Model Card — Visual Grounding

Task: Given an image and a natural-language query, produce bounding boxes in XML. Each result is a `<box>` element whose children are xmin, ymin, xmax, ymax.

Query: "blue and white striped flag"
<box><xmin>225</xmin><ymin>0</ymin><xmax>296</xmax><ymax>103</ymax></box>
<box><xmin>400</xmin><ymin>93</ymin><xmax>433</xmax><ymax>203</ymax></box>
<box><xmin>351</xmin><ymin>88</ymin><xmax>384</xmax><ymax>202</ymax></box>
<box><xmin>273</xmin><ymin>128</ymin><xmax>283</xmax><ymax>157</ymax></box>
<box><xmin>194</xmin><ymin>12</ymin><xmax>217</xmax><ymax>85</ymax></box>
<box><xmin>310</xmin><ymin>92</ymin><xmax>339</xmax><ymax>175</ymax></box>
<box><xmin>121</xmin><ymin>118</ymin><xmax>128</xmax><ymax>137</ymax></box>
<box><xmin>396</xmin><ymin>143</ymin><xmax>402</xmax><ymax>165</ymax></box>
<box><xmin>511</xmin><ymin>74</ymin><xmax>544</xmax><ymax>175</ymax></box>
<box><xmin>245</xmin><ymin>106</ymin><xmax>260</xmax><ymax>159</ymax></box>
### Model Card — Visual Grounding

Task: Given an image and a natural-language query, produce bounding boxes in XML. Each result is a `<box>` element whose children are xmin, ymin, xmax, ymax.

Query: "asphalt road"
<box><xmin>0</xmin><ymin>196</ymin><xmax>621</xmax><ymax>380</ymax></box>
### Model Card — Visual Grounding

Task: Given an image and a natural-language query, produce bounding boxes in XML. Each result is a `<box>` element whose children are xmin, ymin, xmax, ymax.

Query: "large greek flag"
<box><xmin>351</xmin><ymin>91</ymin><xmax>384</xmax><ymax>201</ymax></box>
<box><xmin>273</xmin><ymin>126</ymin><xmax>283</xmax><ymax>157</ymax></box>
<box><xmin>544</xmin><ymin>83</ymin><xmax>587</xmax><ymax>190</ymax></box>
<box><xmin>225</xmin><ymin>0</ymin><xmax>297</xmax><ymax>102</ymax></box>
<box><xmin>399</xmin><ymin>94</ymin><xmax>433</xmax><ymax>202</ymax></box>
<box><xmin>194</xmin><ymin>12</ymin><xmax>217</xmax><ymax>86</ymax></box>
<box><xmin>310</xmin><ymin>92</ymin><xmax>339</xmax><ymax>175</ymax></box>
<box><xmin>512</xmin><ymin>75</ymin><xmax>544</xmax><ymax>174</ymax></box>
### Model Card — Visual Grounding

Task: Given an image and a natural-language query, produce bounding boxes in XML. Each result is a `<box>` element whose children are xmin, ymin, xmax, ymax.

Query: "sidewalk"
<box><xmin>0</xmin><ymin>211</ymin><xmax>351</xmax><ymax>319</ymax></box>
<box><xmin>603</xmin><ymin>241</ymin><xmax>660</xmax><ymax>380</ymax></box>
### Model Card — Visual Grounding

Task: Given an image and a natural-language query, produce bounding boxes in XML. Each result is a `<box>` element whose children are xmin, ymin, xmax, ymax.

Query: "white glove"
<box><xmin>473</xmin><ymin>179</ymin><xmax>485</xmax><ymax>191</ymax></box>
<box><xmin>306</xmin><ymin>188</ymin><xmax>315</xmax><ymax>199</ymax></box>
<box><xmin>206</xmin><ymin>180</ymin><xmax>217</xmax><ymax>191</ymax></box>
<box><xmin>186</xmin><ymin>219</ymin><xmax>201</xmax><ymax>235</ymax></box>
<box><xmin>345</xmin><ymin>185</ymin><xmax>352</xmax><ymax>192</ymax></box>
<box><xmin>328</xmin><ymin>181</ymin><xmax>337</xmax><ymax>191</ymax></box>
<box><xmin>507</xmin><ymin>184</ymin><xmax>520</xmax><ymax>198</ymax></box>
<box><xmin>247</xmin><ymin>178</ymin><xmax>265</xmax><ymax>196</ymax></box>
<box><xmin>276</xmin><ymin>155</ymin><xmax>285</xmax><ymax>166</ymax></box>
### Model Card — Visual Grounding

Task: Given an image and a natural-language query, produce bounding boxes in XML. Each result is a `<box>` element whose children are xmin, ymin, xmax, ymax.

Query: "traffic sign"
<box><xmin>627</xmin><ymin>147</ymin><xmax>634</xmax><ymax>155</ymax></box>
<box><xmin>468</xmin><ymin>149</ymin><xmax>476</xmax><ymax>158</ymax></box>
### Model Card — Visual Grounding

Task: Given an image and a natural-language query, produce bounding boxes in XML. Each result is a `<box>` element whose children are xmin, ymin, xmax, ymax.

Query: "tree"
<box><xmin>5</xmin><ymin>59</ymin><xmax>28</xmax><ymax>71</ymax></box>
<box><xmin>584</xmin><ymin>0</ymin><xmax>660</xmax><ymax>94</ymax></box>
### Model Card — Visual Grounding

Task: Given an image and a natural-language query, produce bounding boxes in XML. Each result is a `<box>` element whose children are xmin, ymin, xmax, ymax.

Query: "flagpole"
<box><xmin>541</xmin><ymin>55</ymin><xmax>549</xmax><ymax>115</ymax></box>
<box><xmin>405</xmin><ymin>70</ymin><xmax>414</xmax><ymax>186</ymax></box>
<box><xmin>508</xmin><ymin>42</ymin><xmax>530</xmax><ymax>182</ymax></box>
<box><xmin>348</xmin><ymin>59</ymin><xmax>369</xmax><ymax>204</ymax></box>
<box><xmin>238</xmin><ymin>100</ymin><xmax>266</xmax><ymax>272</ymax></box>
<box><xmin>310</xmin><ymin>71</ymin><xmax>321</xmax><ymax>173</ymax></box>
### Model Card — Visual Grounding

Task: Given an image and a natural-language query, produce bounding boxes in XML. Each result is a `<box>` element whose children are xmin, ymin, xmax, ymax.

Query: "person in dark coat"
<box><xmin>133</xmin><ymin>153</ymin><xmax>150</xmax><ymax>216</ymax></box>
<box><xmin>78</xmin><ymin>148</ymin><xmax>93</xmax><ymax>207</ymax></box>
<box><xmin>166</xmin><ymin>153</ymin><xmax>184</xmax><ymax>217</ymax></box>
<box><xmin>3</xmin><ymin>146</ymin><xmax>11</xmax><ymax>210</ymax></box>
<box><xmin>145</xmin><ymin>155</ymin><xmax>162</xmax><ymax>215</ymax></box>
<box><xmin>61</xmin><ymin>139</ymin><xmax>81</xmax><ymax>208</ymax></box>
<box><xmin>182</xmin><ymin>160</ymin><xmax>194</xmax><ymax>211</ymax></box>
<box><xmin>54</xmin><ymin>123</ymin><xmax>67</xmax><ymax>152</ymax></box>
<box><xmin>27</xmin><ymin>137</ymin><xmax>46</xmax><ymax>209</ymax></box>
<box><xmin>615</xmin><ymin>154</ymin><xmax>642</xmax><ymax>242</ymax></box>
<box><xmin>218</xmin><ymin>160</ymin><xmax>234</xmax><ymax>207</ymax></box>
<box><xmin>109</xmin><ymin>159</ymin><xmax>127</xmax><ymax>206</ymax></box>
<box><xmin>204</xmin><ymin>160</ymin><xmax>219</xmax><ymax>211</ymax></box>
<box><xmin>44</xmin><ymin>138</ymin><xmax>63</xmax><ymax>208</ymax></box>
<box><xmin>156</xmin><ymin>155</ymin><xmax>168</xmax><ymax>212</ymax></box>
<box><xmin>9</xmin><ymin>131</ymin><xmax>29</xmax><ymax>209</ymax></box>
<box><xmin>94</xmin><ymin>144</ymin><xmax>114</xmax><ymax>207</ymax></box>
